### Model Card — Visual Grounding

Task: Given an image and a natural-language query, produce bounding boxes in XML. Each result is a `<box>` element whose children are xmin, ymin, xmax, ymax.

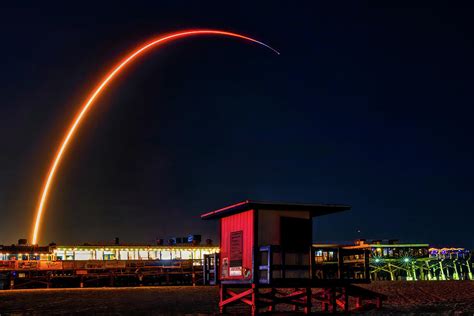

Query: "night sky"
<box><xmin>0</xmin><ymin>2</ymin><xmax>473</xmax><ymax>248</ymax></box>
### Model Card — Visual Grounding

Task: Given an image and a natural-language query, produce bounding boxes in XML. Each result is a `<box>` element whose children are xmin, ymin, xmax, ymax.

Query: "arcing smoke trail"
<box><xmin>31</xmin><ymin>29</ymin><xmax>278</xmax><ymax>245</ymax></box>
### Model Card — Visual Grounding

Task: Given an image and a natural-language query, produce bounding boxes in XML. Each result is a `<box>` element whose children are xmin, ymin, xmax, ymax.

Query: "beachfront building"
<box><xmin>53</xmin><ymin>245</ymin><xmax>219</xmax><ymax>261</ymax></box>
<box><xmin>314</xmin><ymin>239</ymin><xmax>472</xmax><ymax>281</ymax></box>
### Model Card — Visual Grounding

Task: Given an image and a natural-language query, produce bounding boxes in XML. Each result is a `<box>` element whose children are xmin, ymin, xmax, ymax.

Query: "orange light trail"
<box><xmin>31</xmin><ymin>29</ymin><xmax>279</xmax><ymax>245</ymax></box>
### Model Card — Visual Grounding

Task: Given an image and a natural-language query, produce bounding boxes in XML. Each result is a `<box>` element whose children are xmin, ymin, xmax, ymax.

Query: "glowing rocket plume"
<box><xmin>31</xmin><ymin>29</ymin><xmax>278</xmax><ymax>245</ymax></box>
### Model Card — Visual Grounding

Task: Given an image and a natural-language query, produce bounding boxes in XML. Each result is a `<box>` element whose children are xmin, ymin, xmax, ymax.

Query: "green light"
<box><xmin>403</xmin><ymin>257</ymin><xmax>410</xmax><ymax>263</ymax></box>
<box><xmin>375</xmin><ymin>258</ymin><xmax>380</xmax><ymax>263</ymax></box>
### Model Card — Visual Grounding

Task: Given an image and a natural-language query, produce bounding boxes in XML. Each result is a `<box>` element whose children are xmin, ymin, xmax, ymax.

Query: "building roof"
<box><xmin>201</xmin><ymin>200</ymin><xmax>351</xmax><ymax>220</ymax></box>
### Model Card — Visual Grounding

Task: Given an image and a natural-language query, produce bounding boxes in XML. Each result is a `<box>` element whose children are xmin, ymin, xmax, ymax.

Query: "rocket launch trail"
<box><xmin>31</xmin><ymin>29</ymin><xmax>278</xmax><ymax>245</ymax></box>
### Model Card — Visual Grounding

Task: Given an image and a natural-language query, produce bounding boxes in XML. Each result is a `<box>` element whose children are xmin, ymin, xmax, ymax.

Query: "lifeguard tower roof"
<box><xmin>201</xmin><ymin>200</ymin><xmax>351</xmax><ymax>220</ymax></box>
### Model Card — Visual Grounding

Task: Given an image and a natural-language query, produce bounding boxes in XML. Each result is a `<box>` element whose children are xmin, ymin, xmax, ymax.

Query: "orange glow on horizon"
<box><xmin>31</xmin><ymin>29</ymin><xmax>278</xmax><ymax>245</ymax></box>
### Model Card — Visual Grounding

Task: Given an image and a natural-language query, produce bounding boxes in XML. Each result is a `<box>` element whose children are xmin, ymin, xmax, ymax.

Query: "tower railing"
<box><xmin>258</xmin><ymin>245</ymin><xmax>370</xmax><ymax>285</ymax></box>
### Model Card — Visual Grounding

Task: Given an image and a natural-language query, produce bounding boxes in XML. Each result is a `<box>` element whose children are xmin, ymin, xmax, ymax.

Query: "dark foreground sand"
<box><xmin>0</xmin><ymin>281</ymin><xmax>473</xmax><ymax>315</ymax></box>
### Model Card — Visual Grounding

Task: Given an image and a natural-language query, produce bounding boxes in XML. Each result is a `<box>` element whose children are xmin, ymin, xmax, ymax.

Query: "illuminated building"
<box><xmin>0</xmin><ymin>242</ymin><xmax>219</xmax><ymax>262</ymax></box>
<box><xmin>313</xmin><ymin>239</ymin><xmax>472</xmax><ymax>281</ymax></box>
<box><xmin>0</xmin><ymin>238</ymin><xmax>470</xmax><ymax>286</ymax></box>
<box><xmin>0</xmin><ymin>237</ymin><xmax>220</xmax><ymax>289</ymax></box>
<box><xmin>52</xmin><ymin>245</ymin><xmax>218</xmax><ymax>261</ymax></box>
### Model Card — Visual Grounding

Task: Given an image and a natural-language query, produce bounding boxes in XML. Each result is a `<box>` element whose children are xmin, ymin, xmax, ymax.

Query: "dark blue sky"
<box><xmin>0</xmin><ymin>2</ymin><xmax>473</xmax><ymax>248</ymax></box>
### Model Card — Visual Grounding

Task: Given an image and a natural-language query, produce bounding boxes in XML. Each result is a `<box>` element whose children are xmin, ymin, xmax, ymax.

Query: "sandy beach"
<box><xmin>0</xmin><ymin>281</ymin><xmax>473</xmax><ymax>315</ymax></box>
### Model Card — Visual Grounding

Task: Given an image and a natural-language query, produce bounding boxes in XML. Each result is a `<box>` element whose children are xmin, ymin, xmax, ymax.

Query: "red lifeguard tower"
<box><xmin>202</xmin><ymin>200</ymin><xmax>384</xmax><ymax>314</ymax></box>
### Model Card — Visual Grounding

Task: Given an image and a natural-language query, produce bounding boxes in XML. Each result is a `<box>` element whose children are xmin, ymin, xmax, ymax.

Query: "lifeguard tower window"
<box><xmin>280</xmin><ymin>217</ymin><xmax>312</xmax><ymax>252</ymax></box>
<box><xmin>229</xmin><ymin>230</ymin><xmax>243</xmax><ymax>276</ymax></box>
